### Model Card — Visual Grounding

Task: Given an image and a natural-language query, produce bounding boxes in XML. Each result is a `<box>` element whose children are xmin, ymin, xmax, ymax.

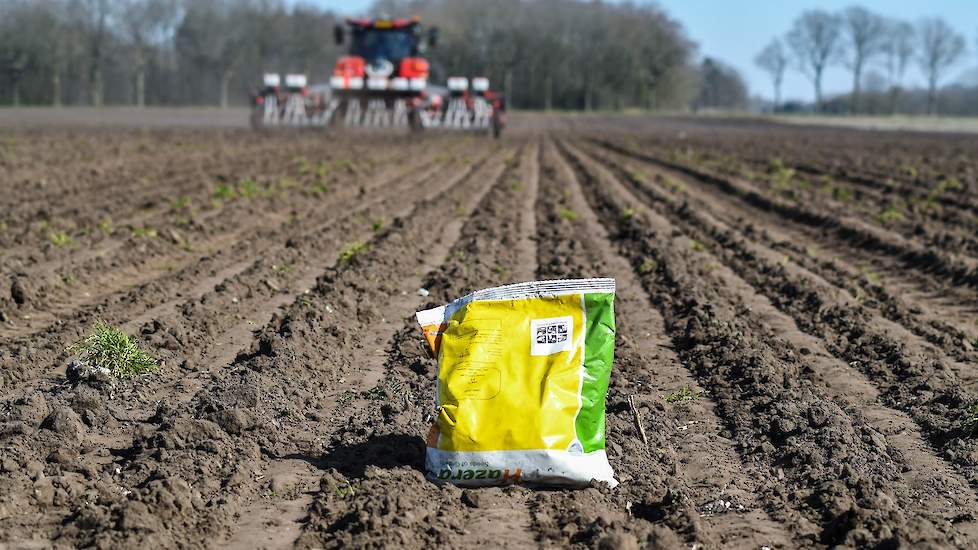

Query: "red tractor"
<box><xmin>251</xmin><ymin>16</ymin><xmax>505</xmax><ymax>137</ymax></box>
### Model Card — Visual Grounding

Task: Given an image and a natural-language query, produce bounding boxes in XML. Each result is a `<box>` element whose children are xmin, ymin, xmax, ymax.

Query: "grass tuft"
<box><xmin>132</xmin><ymin>226</ymin><xmax>157</xmax><ymax>239</ymax></box>
<box><xmin>338</xmin><ymin>241</ymin><xmax>369</xmax><ymax>263</ymax></box>
<box><xmin>68</xmin><ymin>322</ymin><xmax>157</xmax><ymax>378</ymax></box>
<box><xmin>557</xmin><ymin>207</ymin><xmax>579</xmax><ymax>221</ymax></box>
<box><xmin>665</xmin><ymin>385</ymin><xmax>702</xmax><ymax>403</ymax></box>
<box><xmin>48</xmin><ymin>230</ymin><xmax>74</xmax><ymax>247</ymax></box>
<box><xmin>638</xmin><ymin>258</ymin><xmax>657</xmax><ymax>274</ymax></box>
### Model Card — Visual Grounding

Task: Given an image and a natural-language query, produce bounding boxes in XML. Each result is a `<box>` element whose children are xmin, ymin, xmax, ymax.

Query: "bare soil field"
<box><xmin>2</xmin><ymin>113</ymin><xmax>978</xmax><ymax>549</ymax></box>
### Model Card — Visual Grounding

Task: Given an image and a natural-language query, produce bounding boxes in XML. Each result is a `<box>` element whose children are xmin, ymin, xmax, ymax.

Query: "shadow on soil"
<box><xmin>286</xmin><ymin>433</ymin><xmax>426</xmax><ymax>477</ymax></box>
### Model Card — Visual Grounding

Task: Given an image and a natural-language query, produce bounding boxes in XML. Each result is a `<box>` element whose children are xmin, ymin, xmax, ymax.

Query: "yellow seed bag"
<box><xmin>416</xmin><ymin>279</ymin><xmax>617</xmax><ymax>487</ymax></box>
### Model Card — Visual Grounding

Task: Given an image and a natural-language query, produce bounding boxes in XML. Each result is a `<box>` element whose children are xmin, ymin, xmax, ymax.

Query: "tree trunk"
<box><xmin>220</xmin><ymin>69</ymin><xmax>233</xmax><ymax>109</ymax></box>
<box><xmin>135</xmin><ymin>67</ymin><xmax>146</xmax><ymax>108</ymax></box>
<box><xmin>12</xmin><ymin>82</ymin><xmax>20</xmax><ymax>107</ymax></box>
<box><xmin>504</xmin><ymin>69</ymin><xmax>513</xmax><ymax>111</ymax></box>
<box><xmin>850</xmin><ymin>61</ymin><xmax>862</xmax><ymax>114</ymax></box>
<box><xmin>927</xmin><ymin>80</ymin><xmax>937</xmax><ymax>115</ymax></box>
<box><xmin>52</xmin><ymin>69</ymin><xmax>61</xmax><ymax>107</ymax></box>
<box><xmin>91</xmin><ymin>66</ymin><xmax>103</xmax><ymax>107</ymax></box>
<box><xmin>814</xmin><ymin>68</ymin><xmax>823</xmax><ymax>112</ymax></box>
<box><xmin>135</xmin><ymin>49</ymin><xmax>146</xmax><ymax>108</ymax></box>
<box><xmin>773</xmin><ymin>78</ymin><xmax>781</xmax><ymax>112</ymax></box>
<box><xmin>544</xmin><ymin>74</ymin><xmax>552</xmax><ymax>111</ymax></box>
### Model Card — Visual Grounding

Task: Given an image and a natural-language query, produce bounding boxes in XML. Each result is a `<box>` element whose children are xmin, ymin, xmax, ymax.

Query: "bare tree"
<box><xmin>881</xmin><ymin>19</ymin><xmax>914</xmax><ymax>113</ymax></box>
<box><xmin>787</xmin><ymin>10</ymin><xmax>842</xmax><ymax>111</ymax></box>
<box><xmin>120</xmin><ymin>0</ymin><xmax>180</xmax><ymax>108</ymax></box>
<box><xmin>755</xmin><ymin>38</ymin><xmax>788</xmax><ymax>111</ymax></box>
<box><xmin>917</xmin><ymin>17</ymin><xmax>966</xmax><ymax>115</ymax></box>
<box><xmin>841</xmin><ymin>6</ymin><xmax>885</xmax><ymax>113</ymax></box>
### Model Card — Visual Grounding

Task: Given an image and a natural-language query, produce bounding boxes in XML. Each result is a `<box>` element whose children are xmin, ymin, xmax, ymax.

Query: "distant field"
<box><xmin>0</xmin><ymin>107</ymin><xmax>251</xmax><ymax>128</ymax></box>
<box><xmin>773</xmin><ymin>113</ymin><xmax>978</xmax><ymax>134</ymax></box>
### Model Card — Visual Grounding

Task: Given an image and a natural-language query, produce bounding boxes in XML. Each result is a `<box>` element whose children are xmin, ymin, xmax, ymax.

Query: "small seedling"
<box><xmin>171</xmin><ymin>196</ymin><xmax>192</xmax><ymax>211</ymax></box>
<box><xmin>493</xmin><ymin>265</ymin><xmax>510</xmax><ymax>278</ymax></box>
<box><xmin>638</xmin><ymin>258</ymin><xmax>657</xmax><ymax>274</ymax></box>
<box><xmin>48</xmin><ymin>230</ymin><xmax>74</xmax><ymax>248</ymax></box>
<box><xmin>315</xmin><ymin>161</ymin><xmax>330</xmax><ymax>179</ymax></box>
<box><xmin>132</xmin><ymin>226</ymin><xmax>157</xmax><ymax>239</ymax></box>
<box><xmin>213</xmin><ymin>184</ymin><xmax>236</xmax><ymax>201</ymax></box>
<box><xmin>663</xmin><ymin>177</ymin><xmax>686</xmax><ymax>194</ymax></box>
<box><xmin>68</xmin><ymin>322</ymin><xmax>157</xmax><ymax>378</ymax></box>
<box><xmin>620</xmin><ymin>207</ymin><xmax>636</xmax><ymax>221</ymax></box>
<box><xmin>277</xmin><ymin>177</ymin><xmax>299</xmax><ymax>190</ymax></box>
<box><xmin>332</xmin><ymin>479</ymin><xmax>359</xmax><ymax>499</ymax></box>
<box><xmin>237</xmin><ymin>178</ymin><xmax>260</xmax><ymax>200</ymax></box>
<box><xmin>878</xmin><ymin>207</ymin><xmax>904</xmax><ymax>225</ymax></box>
<box><xmin>296</xmin><ymin>157</ymin><xmax>312</xmax><ymax>175</ymax></box>
<box><xmin>925</xmin><ymin>177</ymin><xmax>962</xmax><ymax>206</ymax></box>
<box><xmin>863</xmin><ymin>270</ymin><xmax>882</xmax><ymax>286</ymax></box>
<box><xmin>831</xmin><ymin>186</ymin><xmax>852</xmax><ymax>203</ymax></box>
<box><xmin>558</xmin><ymin>207</ymin><xmax>578</xmax><ymax>221</ymax></box>
<box><xmin>272</xmin><ymin>263</ymin><xmax>291</xmax><ymax>275</ymax></box>
<box><xmin>689</xmin><ymin>240</ymin><xmax>706</xmax><ymax>252</ymax></box>
<box><xmin>371</xmin><ymin>218</ymin><xmax>384</xmax><ymax>233</ymax></box>
<box><xmin>310</xmin><ymin>183</ymin><xmax>329</xmax><ymax>196</ymax></box>
<box><xmin>510</xmin><ymin>178</ymin><xmax>523</xmax><ymax>192</ymax></box>
<box><xmin>338</xmin><ymin>241</ymin><xmax>369</xmax><ymax>263</ymax></box>
<box><xmin>665</xmin><ymin>385</ymin><xmax>702</xmax><ymax>403</ymax></box>
<box><xmin>62</xmin><ymin>273</ymin><xmax>77</xmax><ymax>285</ymax></box>
<box><xmin>805</xmin><ymin>246</ymin><xmax>819</xmax><ymax>259</ymax></box>
<box><xmin>97</xmin><ymin>218</ymin><xmax>113</xmax><ymax>235</ymax></box>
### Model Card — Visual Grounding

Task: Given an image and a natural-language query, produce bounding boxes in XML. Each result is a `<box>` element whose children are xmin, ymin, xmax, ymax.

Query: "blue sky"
<box><xmin>297</xmin><ymin>0</ymin><xmax>978</xmax><ymax>102</ymax></box>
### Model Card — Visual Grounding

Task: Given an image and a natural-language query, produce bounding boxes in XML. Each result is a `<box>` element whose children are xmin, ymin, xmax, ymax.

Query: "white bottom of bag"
<box><xmin>426</xmin><ymin>448</ymin><xmax>618</xmax><ymax>488</ymax></box>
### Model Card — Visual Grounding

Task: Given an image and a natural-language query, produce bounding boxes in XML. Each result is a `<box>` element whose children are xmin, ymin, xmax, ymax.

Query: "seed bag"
<box><xmin>416</xmin><ymin>278</ymin><xmax>617</xmax><ymax>487</ymax></box>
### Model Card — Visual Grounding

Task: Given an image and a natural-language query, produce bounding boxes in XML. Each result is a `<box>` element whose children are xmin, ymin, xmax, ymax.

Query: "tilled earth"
<box><xmin>3</xmin><ymin>114</ymin><xmax>978</xmax><ymax>548</ymax></box>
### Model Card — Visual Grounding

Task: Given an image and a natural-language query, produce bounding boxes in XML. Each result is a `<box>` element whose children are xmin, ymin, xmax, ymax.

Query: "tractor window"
<box><xmin>351</xmin><ymin>29</ymin><xmax>417</xmax><ymax>62</ymax></box>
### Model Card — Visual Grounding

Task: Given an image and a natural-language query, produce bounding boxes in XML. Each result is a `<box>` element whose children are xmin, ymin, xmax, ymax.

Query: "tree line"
<box><xmin>755</xmin><ymin>6</ymin><xmax>969</xmax><ymax>114</ymax></box>
<box><xmin>0</xmin><ymin>0</ymin><xmax>752</xmax><ymax>111</ymax></box>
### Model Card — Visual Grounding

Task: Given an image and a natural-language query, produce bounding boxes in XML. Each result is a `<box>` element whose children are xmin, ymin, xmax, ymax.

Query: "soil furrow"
<box><xmin>293</xmin><ymin>141</ymin><xmax>536</xmax><ymax>549</ymax></box>
<box><xmin>588</xmin><ymin>142</ymin><xmax>978</xmax><ymax>363</ymax></box>
<box><xmin>578</xmin><ymin>138</ymin><xmax>978</xmax><ymax>483</ymax></box>
<box><xmin>0</xmin><ymin>139</ymin><xmax>449</xmax><ymax>340</ymax></box>
<box><xmin>535</xmin><ymin>139</ymin><xmax>794</xmax><ymax>549</ymax></box>
<box><xmin>0</xmin><ymin>143</ymin><xmax>457</xmax><ymax>391</ymax></box>
<box><xmin>559</xmin><ymin>138</ymin><xmax>977</xmax><ymax>547</ymax></box>
<box><xmin>0</xmin><ymin>142</ymin><xmax>514</xmax><ymax>547</ymax></box>
<box><xmin>596</xmin><ymin>138</ymin><xmax>978</xmax><ymax>291</ymax></box>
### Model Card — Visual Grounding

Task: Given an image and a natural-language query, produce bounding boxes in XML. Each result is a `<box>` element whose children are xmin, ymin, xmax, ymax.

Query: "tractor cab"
<box><xmin>331</xmin><ymin>17</ymin><xmax>435</xmax><ymax>96</ymax></box>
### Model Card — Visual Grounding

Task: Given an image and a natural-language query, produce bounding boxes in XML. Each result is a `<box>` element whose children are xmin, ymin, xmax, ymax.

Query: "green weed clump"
<box><xmin>638</xmin><ymin>258</ymin><xmax>657</xmax><ymax>274</ymax></box>
<box><xmin>338</xmin><ymin>241</ymin><xmax>369</xmax><ymax>263</ymax></box>
<box><xmin>878</xmin><ymin>200</ymin><xmax>906</xmax><ymax>225</ymax></box>
<box><xmin>925</xmin><ymin>177</ymin><xmax>962</xmax><ymax>206</ymax></box>
<box><xmin>213</xmin><ymin>184</ymin><xmax>236</xmax><ymax>201</ymax></box>
<box><xmin>237</xmin><ymin>178</ymin><xmax>260</xmax><ymax>200</ymax></box>
<box><xmin>620</xmin><ymin>207</ymin><xmax>636</xmax><ymax>221</ymax></box>
<box><xmin>831</xmin><ymin>185</ymin><xmax>853</xmax><ymax>203</ymax></box>
<box><xmin>665</xmin><ymin>385</ymin><xmax>702</xmax><ymax>403</ymax></box>
<box><xmin>48</xmin><ymin>230</ymin><xmax>74</xmax><ymax>247</ymax></box>
<box><xmin>132</xmin><ymin>226</ymin><xmax>157</xmax><ymax>239</ymax></box>
<box><xmin>68</xmin><ymin>322</ymin><xmax>157</xmax><ymax>378</ymax></box>
<box><xmin>557</xmin><ymin>207</ymin><xmax>579</xmax><ymax>221</ymax></box>
<box><xmin>97</xmin><ymin>218</ymin><xmax>113</xmax><ymax>235</ymax></box>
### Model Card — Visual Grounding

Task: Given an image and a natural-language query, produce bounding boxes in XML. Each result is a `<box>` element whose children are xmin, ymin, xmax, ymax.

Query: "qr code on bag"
<box><xmin>531</xmin><ymin>316</ymin><xmax>573</xmax><ymax>355</ymax></box>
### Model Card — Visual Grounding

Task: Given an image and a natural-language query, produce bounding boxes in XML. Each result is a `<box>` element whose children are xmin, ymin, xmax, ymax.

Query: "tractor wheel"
<box><xmin>491</xmin><ymin>111</ymin><xmax>502</xmax><ymax>139</ymax></box>
<box><xmin>408</xmin><ymin>109</ymin><xmax>423</xmax><ymax>134</ymax></box>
